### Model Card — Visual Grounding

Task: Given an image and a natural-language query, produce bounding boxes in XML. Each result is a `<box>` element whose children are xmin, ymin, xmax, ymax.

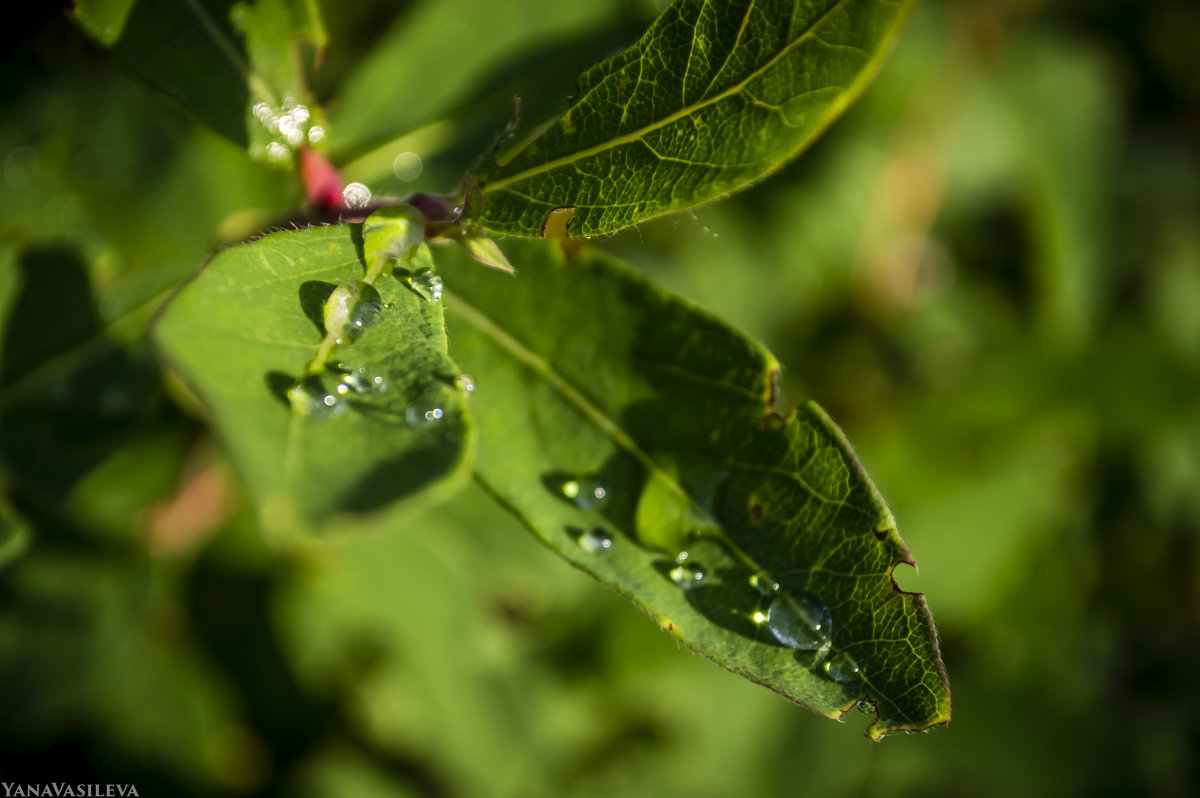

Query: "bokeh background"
<box><xmin>2</xmin><ymin>0</ymin><xmax>1198</xmax><ymax>795</ymax></box>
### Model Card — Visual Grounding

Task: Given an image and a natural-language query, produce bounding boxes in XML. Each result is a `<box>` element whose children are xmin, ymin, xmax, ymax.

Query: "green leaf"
<box><xmin>154</xmin><ymin>225</ymin><xmax>473</xmax><ymax>535</ymax></box>
<box><xmin>436</xmin><ymin>239</ymin><xmax>949</xmax><ymax>738</ymax></box>
<box><xmin>477</xmin><ymin>0</ymin><xmax>918</xmax><ymax>237</ymax></box>
<box><xmin>0</xmin><ymin>495</ymin><xmax>31</xmax><ymax>570</ymax></box>
<box><xmin>72</xmin><ymin>0</ymin><xmax>326</xmax><ymax>153</ymax></box>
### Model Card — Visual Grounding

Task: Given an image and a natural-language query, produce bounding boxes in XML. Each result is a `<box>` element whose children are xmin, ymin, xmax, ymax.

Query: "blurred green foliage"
<box><xmin>1</xmin><ymin>0</ymin><xmax>1198</xmax><ymax>795</ymax></box>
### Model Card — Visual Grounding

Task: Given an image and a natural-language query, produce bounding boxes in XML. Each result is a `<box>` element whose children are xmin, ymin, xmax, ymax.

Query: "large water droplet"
<box><xmin>343</xmin><ymin>182</ymin><xmax>372</xmax><ymax>209</ymax></box>
<box><xmin>324</xmin><ymin>281</ymin><xmax>382</xmax><ymax>344</ymax></box>
<box><xmin>409</xmin><ymin>267</ymin><xmax>443</xmax><ymax>302</ymax></box>
<box><xmin>288</xmin><ymin>376</ymin><xmax>342</xmax><ymax>418</ymax></box>
<box><xmin>766</xmin><ymin>591</ymin><xmax>833</xmax><ymax>651</ymax></box>
<box><xmin>578</xmin><ymin>528</ymin><xmax>614</xmax><ymax>554</ymax></box>
<box><xmin>822</xmin><ymin>651</ymin><xmax>861</xmax><ymax>684</ymax></box>
<box><xmin>669</xmin><ymin>562</ymin><xmax>707</xmax><ymax>590</ymax></box>
<box><xmin>562</xmin><ymin>478</ymin><xmax>608</xmax><ymax>509</ymax></box>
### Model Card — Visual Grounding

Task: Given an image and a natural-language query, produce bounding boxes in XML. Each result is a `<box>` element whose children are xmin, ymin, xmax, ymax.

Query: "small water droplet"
<box><xmin>766</xmin><ymin>591</ymin><xmax>833</xmax><ymax>651</ymax></box>
<box><xmin>266</xmin><ymin>141</ymin><xmax>291</xmax><ymax>162</ymax></box>
<box><xmin>457</xmin><ymin>374</ymin><xmax>476</xmax><ymax>394</ymax></box>
<box><xmin>338</xmin><ymin>365</ymin><xmax>388</xmax><ymax>395</ymax></box>
<box><xmin>751</xmin><ymin>610</ymin><xmax>768</xmax><ymax>625</ymax></box>
<box><xmin>288</xmin><ymin>376</ymin><xmax>342</xmax><ymax>418</ymax></box>
<box><xmin>578</xmin><ymin>528</ymin><xmax>614</xmax><ymax>554</ymax></box>
<box><xmin>562</xmin><ymin>478</ymin><xmax>608</xmax><ymax>509</ymax></box>
<box><xmin>405</xmin><ymin>389</ymin><xmax>446</xmax><ymax>427</ymax></box>
<box><xmin>324</xmin><ymin>281</ymin><xmax>382</xmax><ymax>345</ymax></box>
<box><xmin>669</xmin><ymin>563</ymin><xmax>707</xmax><ymax>590</ymax></box>
<box><xmin>343</xmin><ymin>182</ymin><xmax>372</xmax><ymax>209</ymax></box>
<box><xmin>855</xmin><ymin>698</ymin><xmax>876</xmax><ymax>715</ymax></box>
<box><xmin>409</xmin><ymin>267</ymin><xmax>443</xmax><ymax>302</ymax></box>
<box><xmin>822</xmin><ymin>651</ymin><xmax>861</xmax><ymax>684</ymax></box>
<box><xmin>750</xmin><ymin>574</ymin><xmax>780</xmax><ymax>595</ymax></box>
<box><xmin>307</xmin><ymin>125</ymin><xmax>325</xmax><ymax>144</ymax></box>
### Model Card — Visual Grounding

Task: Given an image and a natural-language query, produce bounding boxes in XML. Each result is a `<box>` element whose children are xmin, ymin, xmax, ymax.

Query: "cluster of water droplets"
<box><xmin>253</xmin><ymin>97</ymin><xmax>324</xmax><ymax>163</ymax></box>
<box><xmin>287</xmin><ymin>362</ymin><xmax>388</xmax><ymax>418</ymax></box>
<box><xmin>555</xmin><ymin>472</ymin><xmax>865</xmax><ymax>687</ymax></box>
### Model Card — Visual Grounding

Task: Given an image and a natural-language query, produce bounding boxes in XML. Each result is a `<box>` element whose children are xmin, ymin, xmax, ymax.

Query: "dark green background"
<box><xmin>2</xmin><ymin>0</ymin><xmax>1197</xmax><ymax>795</ymax></box>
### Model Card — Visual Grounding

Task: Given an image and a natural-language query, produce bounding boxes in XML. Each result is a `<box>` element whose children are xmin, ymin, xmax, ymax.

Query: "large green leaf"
<box><xmin>477</xmin><ymin>0</ymin><xmax>918</xmax><ymax>237</ymax></box>
<box><xmin>437</xmin><ymin>239</ymin><xmax>948</xmax><ymax>738</ymax></box>
<box><xmin>72</xmin><ymin>0</ymin><xmax>326</xmax><ymax>155</ymax></box>
<box><xmin>154</xmin><ymin>225</ymin><xmax>473</xmax><ymax>535</ymax></box>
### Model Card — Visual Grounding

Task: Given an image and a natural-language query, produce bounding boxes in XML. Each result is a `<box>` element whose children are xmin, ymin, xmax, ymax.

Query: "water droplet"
<box><xmin>669</xmin><ymin>563</ymin><xmax>707</xmax><ymax>590</ymax></box>
<box><xmin>751</xmin><ymin>610</ymin><xmax>768</xmax><ymax>625</ymax></box>
<box><xmin>288</xmin><ymin>376</ymin><xmax>342</xmax><ymax>418</ymax></box>
<box><xmin>392</xmin><ymin>151</ymin><xmax>423</xmax><ymax>182</ymax></box>
<box><xmin>578</xmin><ymin>528</ymin><xmax>614</xmax><ymax>554</ymax></box>
<box><xmin>252</xmin><ymin>102</ymin><xmax>273</xmax><ymax>122</ymax></box>
<box><xmin>855</xmin><ymin>698</ymin><xmax>877</xmax><ymax>715</ymax></box>
<box><xmin>457</xmin><ymin>374</ymin><xmax>476</xmax><ymax>394</ymax></box>
<box><xmin>409</xmin><ymin>267</ymin><xmax>443</xmax><ymax>302</ymax></box>
<box><xmin>338</xmin><ymin>365</ymin><xmax>388</xmax><ymax>395</ymax></box>
<box><xmin>766</xmin><ymin>591</ymin><xmax>832</xmax><ymax>651</ymax></box>
<box><xmin>266</xmin><ymin>141</ymin><xmax>290</xmax><ymax>162</ymax></box>
<box><xmin>324</xmin><ymin>281</ymin><xmax>382</xmax><ymax>344</ymax></box>
<box><xmin>562</xmin><ymin>478</ymin><xmax>608</xmax><ymax>509</ymax></box>
<box><xmin>307</xmin><ymin>126</ymin><xmax>325</xmax><ymax>144</ymax></box>
<box><xmin>343</xmin><ymin>182</ymin><xmax>372</xmax><ymax>209</ymax></box>
<box><xmin>822</xmin><ymin>651</ymin><xmax>861</xmax><ymax>684</ymax></box>
<box><xmin>405</xmin><ymin>388</ymin><xmax>446</xmax><ymax>427</ymax></box>
<box><xmin>750</xmin><ymin>574</ymin><xmax>780</xmax><ymax>595</ymax></box>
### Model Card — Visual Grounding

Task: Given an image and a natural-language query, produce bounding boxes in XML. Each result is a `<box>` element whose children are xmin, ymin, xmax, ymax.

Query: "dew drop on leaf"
<box><xmin>669</xmin><ymin>562</ymin><xmax>707</xmax><ymax>590</ymax></box>
<box><xmin>338</xmin><ymin>364</ymin><xmax>387</xmax><ymax>395</ymax></box>
<box><xmin>324</xmin><ymin>281</ymin><xmax>382</xmax><ymax>345</ymax></box>
<box><xmin>288</xmin><ymin>376</ymin><xmax>342</xmax><ymax>418</ymax></box>
<box><xmin>343</xmin><ymin>182</ymin><xmax>372</xmax><ymax>209</ymax></box>
<box><xmin>822</xmin><ymin>651</ymin><xmax>861</xmax><ymax>684</ymax></box>
<box><xmin>409</xmin><ymin>267</ymin><xmax>443</xmax><ymax>302</ymax></box>
<box><xmin>750</xmin><ymin>573</ymin><xmax>780</xmax><ymax>595</ymax></box>
<box><xmin>405</xmin><ymin>400</ymin><xmax>444</xmax><ymax>427</ymax></box>
<box><xmin>766</xmin><ymin>591</ymin><xmax>833</xmax><ymax>651</ymax></box>
<box><xmin>562</xmin><ymin>478</ymin><xmax>608</xmax><ymax>509</ymax></box>
<box><xmin>456</xmin><ymin>374</ymin><xmax>476</xmax><ymax>394</ymax></box>
<box><xmin>578</xmin><ymin>527</ymin><xmax>614</xmax><ymax>554</ymax></box>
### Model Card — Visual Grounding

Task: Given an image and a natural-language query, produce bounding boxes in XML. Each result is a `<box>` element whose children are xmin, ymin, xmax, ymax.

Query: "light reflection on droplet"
<box><xmin>343</xmin><ymin>182</ymin><xmax>372</xmax><ymax>209</ymax></box>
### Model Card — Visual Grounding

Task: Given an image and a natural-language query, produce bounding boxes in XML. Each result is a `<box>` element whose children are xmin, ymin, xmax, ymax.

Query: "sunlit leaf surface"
<box><xmin>478</xmin><ymin>0</ymin><xmax>918</xmax><ymax>237</ymax></box>
<box><xmin>438</xmin><ymin>239</ymin><xmax>949</xmax><ymax>737</ymax></box>
<box><xmin>155</xmin><ymin>225</ymin><xmax>472</xmax><ymax>534</ymax></box>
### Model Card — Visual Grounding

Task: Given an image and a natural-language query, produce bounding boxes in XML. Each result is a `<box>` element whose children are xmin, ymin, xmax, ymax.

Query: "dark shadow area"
<box><xmin>0</xmin><ymin>246</ymin><xmax>163</xmax><ymax>501</ymax></box>
<box><xmin>299</xmin><ymin>279</ymin><xmax>338</xmax><ymax>336</ymax></box>
<box><xmin>265</xmin><ymin>370</ymin><xmax>296</xmax><ymax>407</ymax></box>
<box><xmin>111</xmin><ymin>0</ymin><xmax>249</xmax><ymax>145</ymax></box>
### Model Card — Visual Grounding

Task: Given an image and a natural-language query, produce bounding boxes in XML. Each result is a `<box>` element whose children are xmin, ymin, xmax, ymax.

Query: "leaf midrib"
<box><xmin>479</xmin><ymin>0</ymin><xmax>854</xmax><ymax>195</ymax></box>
